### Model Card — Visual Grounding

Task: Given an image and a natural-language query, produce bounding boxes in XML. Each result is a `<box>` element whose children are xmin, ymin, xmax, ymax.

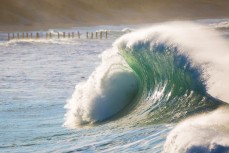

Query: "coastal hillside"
<box><xmin>0</xmin><ymin>0</ymin><xmax>229</xmax><ymax>29</ymax></box>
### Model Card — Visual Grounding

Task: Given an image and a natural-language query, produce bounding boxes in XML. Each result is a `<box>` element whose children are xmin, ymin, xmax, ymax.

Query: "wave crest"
<box><xmin>64</xmin><ymin>22</ymin><xmax>229</xmax><ymax>128</ymax></box>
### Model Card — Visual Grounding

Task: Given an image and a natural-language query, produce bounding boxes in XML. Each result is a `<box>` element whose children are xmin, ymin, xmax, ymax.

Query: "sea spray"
<box><xmin>65</xmin><ymin>22</ymin><xmax>229</xmax><ymax>128</ymax></box>
<box><xmin>163</xmin><ymin>106</ymin><xmax>229</xmax><ymax>153</ymax></box>
<box><xmin>115</xmin><ymin>21</ymin><xmax>229</xmax><ymax>103</ymax></box>
<box><xmin>64</xmin><ymin>48</ymin><xmax>139</xmax><ymax>127</ymax></box>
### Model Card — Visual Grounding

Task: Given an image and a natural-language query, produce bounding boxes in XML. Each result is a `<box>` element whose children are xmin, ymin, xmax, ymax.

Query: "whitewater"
<box><xmin>1</xmin><ymin>19</ymin><xmax>229</xmax><ymax>153</ymax></box>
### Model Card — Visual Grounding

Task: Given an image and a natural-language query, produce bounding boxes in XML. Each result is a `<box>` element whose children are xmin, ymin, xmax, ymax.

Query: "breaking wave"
<box><xmin>64</xmin><ymin>22</ymin><xmax>229</xmax><ymax>129</ymax></box>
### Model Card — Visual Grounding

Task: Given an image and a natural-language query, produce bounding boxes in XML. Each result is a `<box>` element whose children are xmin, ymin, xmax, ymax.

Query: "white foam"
<box><xmin>163</xmin><ymin>107</ymin><xmax>229</xmax><ymax>153</ymax></box>
<box><xmin>209</xmin><ymin>21</ymin><xmax>229</xmax><ymax>29</ymax></box>
<box><xmin>115</xmin><ymin>21</ymin><xmax>229</xmax><ymax>103</ymax></box>
<box><xmin>47</xmin><ymin>29</ymin><xmax>59</xmax><ymax>35</ymax></box>
<box><xmin>6</xmin><ymin>38</ymin><xmax>77</xmax><ymax>45</ymax></box>
<box><xmin>64</xmin><ymin>21</ymin><xmax>229</xmax><ymax>128</ymax></box>
<box><xmin>121</xmin><ymin>28</ymin><xmax>134</xmax><ymax>33</ymax></box>
<box><xmin>64</xmin><ymin>48</ymin><xmax>139</xmax><ymax>128</ymax></box>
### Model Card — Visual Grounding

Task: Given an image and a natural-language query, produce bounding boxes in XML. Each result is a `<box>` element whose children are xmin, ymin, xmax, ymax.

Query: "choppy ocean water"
<box><xmin>1</xmin><ymin>19</ymin><xmax>229</xmax><ymax>153</ymax></box>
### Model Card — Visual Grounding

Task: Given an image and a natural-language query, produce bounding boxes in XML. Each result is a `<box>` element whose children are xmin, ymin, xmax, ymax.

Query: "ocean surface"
<box><xmin>0</xmin><ymin>19</ymin><xmax>229</xmax><ymax>153</ymax></box>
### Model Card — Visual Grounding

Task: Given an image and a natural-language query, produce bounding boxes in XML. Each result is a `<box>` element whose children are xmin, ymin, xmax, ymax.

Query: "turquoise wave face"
<box><xmin>118</xmin><ymin>42</ymin><xmax>221</xmax><ymax>124</ymax></box>
<box><xmin>65</xmin><ymin>22</ymin><xmax>229</xmax><ymax>128</ymax></box>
